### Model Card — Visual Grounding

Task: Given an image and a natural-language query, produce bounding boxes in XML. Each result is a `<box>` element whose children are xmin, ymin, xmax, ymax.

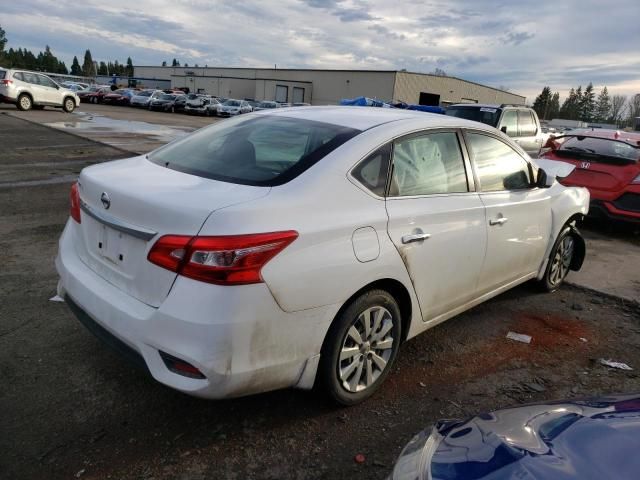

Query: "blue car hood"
<box><xmin>395</xmin><ymin>395</ymin><xmax>640</xmax><ymax>480</ymax></box>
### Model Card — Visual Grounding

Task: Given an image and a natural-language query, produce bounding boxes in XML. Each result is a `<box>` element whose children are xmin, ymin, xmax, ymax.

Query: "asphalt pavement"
<box><xmin>1</xmin><ymin>109</ymin><xmax>639</xmax><ymax>480</ymax></box>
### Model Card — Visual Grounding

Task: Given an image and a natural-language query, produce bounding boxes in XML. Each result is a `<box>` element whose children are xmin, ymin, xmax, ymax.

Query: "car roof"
<box><xmin>257</xmin><ymin>106</ymin><xmax>495</xmax><ymax>130</ymax></box>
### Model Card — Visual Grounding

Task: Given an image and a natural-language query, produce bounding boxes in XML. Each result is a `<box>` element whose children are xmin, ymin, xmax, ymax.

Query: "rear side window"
<box><xmin>149</xmin><ymin>115</ymin><xmax>360</xmax><ymax>186</ymax></box>
<box><xmin>518</xmin><ymin>110</ymin><xmax>537</xmax><ymax>136</ymax></box>
<box><xmin>500</xmin><ymin>110</ymin><xmax>518</xmax><ymax>137</ymax></box>
<box><xmin>352</xmin><ymin>146</ymin><xmax>391</xmax><ymax>196</ymax></box>
<box><xmin>467</xmin><ymin>133</ymin><xmax>531</xmax><ymax>191</ymax></box>
<box><xmin>389</xmin><ymin>132</ymin><xmax>469</xmax><ymax>196</ymax></box>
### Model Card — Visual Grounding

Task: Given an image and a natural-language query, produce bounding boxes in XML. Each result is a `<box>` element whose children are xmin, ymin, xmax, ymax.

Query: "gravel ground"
<box><xmin>1</xmin><ymin>113</ymin><xmax>639</xmax><ymax>480</ymax></box>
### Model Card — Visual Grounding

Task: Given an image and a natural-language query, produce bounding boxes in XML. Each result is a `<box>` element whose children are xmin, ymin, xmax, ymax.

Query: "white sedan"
<box><xmin>56</xmin><ymin>107</ymin><xmax>589</xmax><ymax>405</ymax></box>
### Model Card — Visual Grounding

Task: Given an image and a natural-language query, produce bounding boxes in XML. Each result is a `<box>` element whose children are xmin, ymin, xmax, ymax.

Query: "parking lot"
<box><xmin>1</xmin><ymin>104</ymin><xmax>640</xmax><ymax>480</ymax></box>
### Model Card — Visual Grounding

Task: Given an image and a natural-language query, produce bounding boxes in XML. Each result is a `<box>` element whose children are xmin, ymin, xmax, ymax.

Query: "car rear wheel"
<box><xmin>63</xmin><ymin>97</ymin><xmax>75</xmax><ymax>113</ymax></box>
<box><xmin>541</xmin><ymin>226</ymin><xmax>575</xmax><ymax>292</ymax></box>
<box><xmin>318</xmin><ymin>289</ymin><xmax>401</xmax><ymax>405</ymax></box>
<box><xmin>17</xmin><ymin>94</ymin><xmax>33</xmax><ymax>111</ymax></box>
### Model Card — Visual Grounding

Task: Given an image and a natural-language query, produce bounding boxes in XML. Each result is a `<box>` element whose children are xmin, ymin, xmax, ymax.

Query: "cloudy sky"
<box><xmin>2</xmin><ymin>0</ymin><xmax>639</xmax><ymax>102</ymax></box>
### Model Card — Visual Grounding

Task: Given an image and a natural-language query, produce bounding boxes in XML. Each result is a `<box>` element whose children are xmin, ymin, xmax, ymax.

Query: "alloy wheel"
<box><xmin>549</xmin><ymin>235</ymin><xmax>574</xmax><ymax>286</ymax></box>
<box><xmin>19</xmin><ymin>96</ymin><xmax>32</xmax><ymax>110</ymax></box>
<box><xmin>338</xmin><ymin>306</ymin><xmax>394</xmax><ymax>393</ymax></box>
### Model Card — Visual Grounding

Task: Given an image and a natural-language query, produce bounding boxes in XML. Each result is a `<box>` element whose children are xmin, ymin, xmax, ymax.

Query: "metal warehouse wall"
<box><xmin>133</xmin><ymin>67</ymin><xmax>396</xmax><ymax>105</ymax></box>
<box><xmin>394</xmin><ymin>72</ymin><xmax>526</xmax><ymax>105</ymax></box>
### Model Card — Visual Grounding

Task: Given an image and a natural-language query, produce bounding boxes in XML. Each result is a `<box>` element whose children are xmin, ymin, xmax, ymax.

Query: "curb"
<box><xmin>1</xmin><ymin>111</ymin><xmax>136</xmax><ymax>156</ymax></box>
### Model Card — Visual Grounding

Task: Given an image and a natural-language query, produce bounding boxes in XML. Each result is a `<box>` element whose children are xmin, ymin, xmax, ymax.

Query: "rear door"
<box><xmin>35</xmin><ymin>74</ymin><xmax>62</xmax><ymax>104</ymax></box>
<box><xmin>463</xmin><ymin>130</ymin><xmax>552</xmax><ymax>294</ymax></box>
<box><xmin>516</xmin><ymin>109</ymin><xmax>543</xmax><ymax>157</ymax></box>
<box><xmin>385</xmin><ymin>129</ymin><xmax>487</xmax><ymax>321</ymax></box>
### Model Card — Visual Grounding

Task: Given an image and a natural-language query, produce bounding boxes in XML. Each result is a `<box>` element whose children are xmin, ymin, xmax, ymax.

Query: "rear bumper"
<box><xmin>55</xmin><ymin>219</ymin><xmax>337</xmax><ymax>399</ymax></box>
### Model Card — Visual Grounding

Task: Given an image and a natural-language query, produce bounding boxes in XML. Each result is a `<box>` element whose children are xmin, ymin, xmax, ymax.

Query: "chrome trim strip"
<box><xmin>80</xmin><ymin>200</ymin><xmax>157</xmax><ymax>241</ymax></box>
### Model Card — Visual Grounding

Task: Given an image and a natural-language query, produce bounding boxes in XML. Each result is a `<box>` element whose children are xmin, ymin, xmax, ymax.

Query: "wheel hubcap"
<box><xmin>549</xmin><ymin>236</ymin><xmax>574</xmax><ymax>286</ymax></box>
<box><xmin>338</xmin><ymin>306</ymin><xmax>394</xmax><ymax>393</ymax></box>
<box><xmin>20</xmin><ymin>97</ymin><xmax>30</xmax><ymax>109</ymax></box>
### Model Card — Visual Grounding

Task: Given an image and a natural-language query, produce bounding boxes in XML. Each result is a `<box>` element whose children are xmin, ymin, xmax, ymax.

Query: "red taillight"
<box><xmin>1</xmin><ymin>79</ymin><xmax>13</xmax><ymax>85</ymax></box>
<box><xmin>70</xmin><ymin>182</ymin><xmax>81</xmax><ymax>223</ymax></box>
<box><xmin>148</xmin><ymin>231</ymin><xmax>298</xmax><ymax>285</ymax></box>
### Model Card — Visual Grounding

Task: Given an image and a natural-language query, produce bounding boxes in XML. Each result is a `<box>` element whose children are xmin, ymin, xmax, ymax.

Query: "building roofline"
<box><xmin>133</xmin><ymin>65</ymin><xmax>524</xmax><ymax>99</ymax></box>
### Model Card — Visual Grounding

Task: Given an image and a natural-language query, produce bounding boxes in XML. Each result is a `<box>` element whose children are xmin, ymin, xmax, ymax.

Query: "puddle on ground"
<box><xmin>45</xmin><ymin>111</ymin><xmax>192</xmax><ymax>143</ymax></box>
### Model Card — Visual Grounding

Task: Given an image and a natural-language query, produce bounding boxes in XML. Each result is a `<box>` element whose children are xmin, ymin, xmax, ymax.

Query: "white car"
<box><xmin>218</xmin><ymin>99</ymin><xmax>252</xmax><ymax>116</ymax></box>
<box><xmin>129</xmin><ymin>89</ymin><xmax>164</xmax><ymax>108</ymax></box>
<box><xmin>56</xmin><ymin>107</ymin><xmax>589</xmax><ymax>405</ymax></box>
<box><xmin>0</xmin><ymin>68</ymin><xmax>80</xmax><ymax>112</ymax></box>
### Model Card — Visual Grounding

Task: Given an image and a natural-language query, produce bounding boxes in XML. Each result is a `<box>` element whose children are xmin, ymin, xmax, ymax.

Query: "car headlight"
<box><xmin>390</xmin><ymin>426</ymin><xmax>442</xmax><ymax>480</ymax></box>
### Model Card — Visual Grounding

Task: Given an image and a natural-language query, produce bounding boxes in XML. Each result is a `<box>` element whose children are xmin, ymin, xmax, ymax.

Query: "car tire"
<box><xmin>17</xmin><ymin>94</ymin><xmax>33</xmax><ymax>111</ymax></box>
<box><xmin>318</xmin><ymin>289</ymin><xmax>402</xmax><ymax>405</ymax></box>
<box><xmin>540</xmin><ymin>225</ymin><xmax>575</xmax><ymax>292</ymax></box>
<box><xmin>62</xmin><ymin>97</ymin><xmax>75</xmax><ymax>113</ymax></box>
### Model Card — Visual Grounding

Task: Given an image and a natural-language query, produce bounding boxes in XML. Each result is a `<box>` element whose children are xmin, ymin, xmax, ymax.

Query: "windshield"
<box><xmin>160</xmin><ymin>94</ymin><xmax>176</xmax><ymax>100</ymax></box>
<box><xmin>149</xmin><ymin>115</ymin><xmax>360</xmax><ymax>186</ymax></box>
<box><xmin>259</xmin><ymin>102</ymin><xmax>277</xmax><ymax>108</ymax></box>
<box><xmin>224</xmin><ymin>100</ymin><xmax>241</xmax><ymax>107</ymax></box>
<box><xmin>446</xmin><ymin>106</ymin><xmax>502</xmax><ymax>127</ymax></box>
<box><xmin>0</xmin><ymin>70</ymin><xmax>6</xmax><ymax>80</ymax></box>
<box><xmin>138</xmin><ymin>91</ymin><xmax>152</xmax><ymax>97</ymax></box>
<box><xmin>557</xmin><ymin>136</ymin><xmax>639</xmax><ymax>163</ymax></box>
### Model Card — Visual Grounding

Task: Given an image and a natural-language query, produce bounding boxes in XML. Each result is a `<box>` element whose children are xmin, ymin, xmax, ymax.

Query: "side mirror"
<box><xmin>500</xmin><ymin>126</ymin><xmax>508</xmax><ymax>134</ymax></box>
<box><xmin>536</xmin><ymin>168</ymin><xmax>555</xmax><ymax>188</ymax></box>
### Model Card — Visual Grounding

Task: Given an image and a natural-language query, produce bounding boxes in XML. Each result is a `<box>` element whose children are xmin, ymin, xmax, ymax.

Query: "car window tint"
<box><xmin>37</xmin><ymin>75</ymin><xmax>57</xmax><ymax>88</ymax></box>
<box><xmin>500</xmin><ymin>110</ymin><xmax>518</xmax><ymax>137</ymax></box>
<box><xmin>390</xmin><ymin>132</ymin><xmax>468</xmax><ymax>196</ymax></box>
<box><xmin>518</xmin><ymin>111</ymin><xmax>537</xmax><ymax>136</ymax></box>
<box><xmin>352</xmin><ymin>147</ymin><xmax>390</xmax><ymax>196</ymax></box>
<box><xmin>22</xmin><ymin>73</ymin><xmax>38</xmax><ymax>84</ymax></box>
<box><xmin>149</xmin><ymin>116</ymin><xmax>360</xmax><ymax>186</ymax></box>
<box><xmin>12</xmin><ymin>72</ymin><xmax>22</xmax><ymax>81</ymax></box>
<box><xmin>467</xmin><ymin>133</ymin><xmax>531</xmax><ymax>191</ymax></box>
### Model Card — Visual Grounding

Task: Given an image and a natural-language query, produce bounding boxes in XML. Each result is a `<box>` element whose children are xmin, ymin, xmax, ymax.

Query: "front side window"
<box><xmin>389</xmin><ymin>132</ymin><xmax>469</xmax><ymax>196</ymax></box>
<box><xmin>466</xmin><ymin>133</ymin><xmax>531</xmax><ymax>191</ymax></box>
<box><xmin>149</xmin><ymin>115</ymin><xmax>360</xmax><ymax>186</ymax></box>
<box><xmin>37</xmin><ymin>75</ymin><xmax>57</xmax><ymax>88</ymax></box>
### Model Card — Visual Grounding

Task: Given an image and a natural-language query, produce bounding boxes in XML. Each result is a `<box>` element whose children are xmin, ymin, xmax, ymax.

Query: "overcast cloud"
<box><xmin>2</xmin><ymin>0</ymin><xmax>639</xmax><ymax>102</ymax></box>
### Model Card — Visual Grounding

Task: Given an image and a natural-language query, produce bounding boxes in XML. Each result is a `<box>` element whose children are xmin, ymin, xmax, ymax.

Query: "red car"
<box><xmin>85</xmin><ymin>87</ymin><xmax>112</xmax><ymax>104</ymax></box>
<box><xmin>102</xmin><ymin>89</ymin><xmax>135</xmax><ymax>106</ymax></box>
<box><xmin>541</xmin><ymin>129</ymin><xmax>640</xmax><ymax>223</ymax></box>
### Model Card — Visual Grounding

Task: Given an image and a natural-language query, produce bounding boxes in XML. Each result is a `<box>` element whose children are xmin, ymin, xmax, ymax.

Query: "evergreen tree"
<box><xmin>70</xmin><ymin>55</ymin><xmax>82</xmax><ymax>75</ymax></box>
<box><xmin>579</xmin><ymin>83</ymin><xmax>596</xmax><ymax>122</ymax></box>
<box><xmin>594</xmin><ymin>87</ymin><xmax>611</xmax><ymax>123</ymax></box>
<box><xmin>82</xmin><ymin>49</ymin><xmax>94</xmax><ymax>77</ymax></box>
<box><xmin>161</xmin><ymin>60</ymin><xmax>167</xmax><ymax>66</ymax></box>
<box><xmin>532</xmin><ymin>86</ymin><xmax>553</xmax><ymax>120</ymax></box>
<box><xmin>126</xmin><ymin>56</ymin><xmax>133</xmax><ymax>77</ymax></box>
<box><xmin>171</xmin><ymin>58</ymin><xmax>179</xmax><ymax>66</ymax></box>
<box><xmin>560</xmin><ymin>88</ymin><xmax>579</xmax><ymax>120</ymax></box>
<box><xmin>97</xmin><ymin>61</ymin><xmax>108</xmax><ymax>75</ymax></box>
<box><xmin>0</xmin><ymin>24</ymin><xmax>7</xmax><ymax>61</ymax></box>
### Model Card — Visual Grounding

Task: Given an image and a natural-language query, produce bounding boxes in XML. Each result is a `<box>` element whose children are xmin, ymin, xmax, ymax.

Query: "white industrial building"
<box><xmin>133</xmin><ymin>66</ymin><xmax>526</xmax><ymax>106</ymax></box>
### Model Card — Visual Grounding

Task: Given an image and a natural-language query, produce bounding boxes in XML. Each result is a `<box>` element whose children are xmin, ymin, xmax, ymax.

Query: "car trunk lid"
<box><xmin>75</xmin><ymin>156</ymin><xmax>270</xmax><ymax>307</ymax></box>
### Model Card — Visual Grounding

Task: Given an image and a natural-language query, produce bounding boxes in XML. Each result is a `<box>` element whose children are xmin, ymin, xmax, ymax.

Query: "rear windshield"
<box><xmin>557</xmin><ymin>136</ymin><xmax>639</xmax><ymax>164</ymax></box>
<box><xmin>0</xmin><ymin>70</ymin><xmax>6</xmax><ymax>80</ymax></box>
<box><xmin>446</xmin><ymin>106</ymin><xmax>502</xmax><ymax>127</ymax></box>
<box><xmin>149</xmin><ymin>115</ymin><xmax>360</xmax><ymax>186</ymax></box>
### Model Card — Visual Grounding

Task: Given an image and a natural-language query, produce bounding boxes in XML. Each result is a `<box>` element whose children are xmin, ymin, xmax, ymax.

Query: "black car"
<box><xmin>148</xmin><ymin>94</ymin><xmax>184</xmax><ymax>112</ymax></box>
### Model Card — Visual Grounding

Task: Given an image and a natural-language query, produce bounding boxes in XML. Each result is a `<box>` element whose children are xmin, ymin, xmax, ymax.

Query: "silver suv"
<box><xmin>446</xmin><ymin>103</ymin><xmax>544</xmax><ymax>157</ymax></box>
<box><xmin>0</xmin><ymin>68</ymin><xmax>80</xmax><ymax>112</ymax></box>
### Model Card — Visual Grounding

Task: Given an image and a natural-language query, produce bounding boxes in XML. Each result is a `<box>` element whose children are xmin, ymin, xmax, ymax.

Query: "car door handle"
<box><xmin>489</xmin><ymin>217</ymin><xmax>508</xmax><ymax>226</ymax></box>
<box><xmin>401</xmin><ymin>232</ymin><xmax>431</xmax><ymax>244</ymax></box>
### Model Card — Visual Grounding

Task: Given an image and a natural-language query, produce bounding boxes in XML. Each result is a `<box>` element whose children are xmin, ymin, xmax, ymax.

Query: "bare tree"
<box><xmin>627</xmin><ymin>94</ymin><xmax>640</xmax><ymax>127</ymax></box>
<box><xmin>609</xmin><ymin>94</ymin><xmax>627</xmax><ymax>126</ymax></box>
